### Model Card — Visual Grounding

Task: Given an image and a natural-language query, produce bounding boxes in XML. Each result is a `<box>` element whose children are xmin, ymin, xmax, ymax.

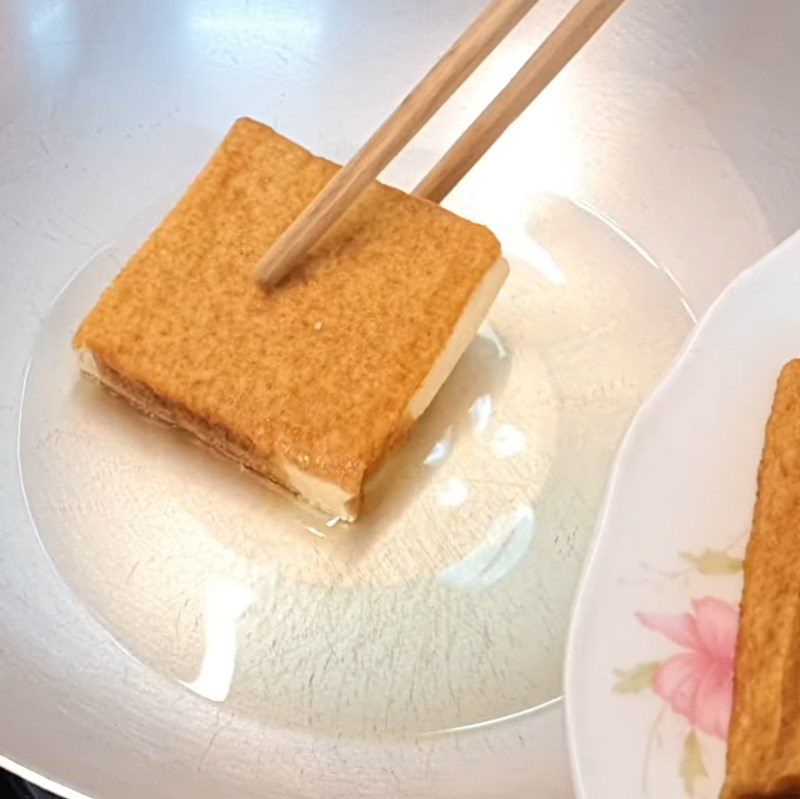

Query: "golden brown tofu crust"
<box><xmin>73</xmin><ymin>117</ymin><xmax>501</xmax><ymax>499</ymax></box>
<box><xmin>723</xmin><ymin>359</ymin><xmax>800</xmax><ymax>798</ymax></box>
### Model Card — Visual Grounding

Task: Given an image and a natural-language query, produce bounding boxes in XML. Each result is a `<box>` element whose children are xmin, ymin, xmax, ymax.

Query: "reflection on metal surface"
<box><xmin>439</xmin><ymin>505</ymin><xmax>535</xmax><ymax>591</ymax></box>
<box><xmin>474</xmin><ymin>68</ymin><xmax>582</xmax><ymax>200</ymax></box>
<box><xmin>574</xmin><ymin>198</ymin><xmax>699</xmax><ymax>324</ymax></box>
<box><xmin>436</xmin><ymin>475</ymin><xmax>469</xmax><ymax>508</ymax></box>
<box><xmin>576</xmin><ymin>200</ymin><xmax>660</xmax><ymax>269</ymax></box>
<box><xmin>29</xmin><ymin>1</ymin><xmax>67</xmax><ymax>35</ymax></box>
<box><xmin>188</xmin><ymin>4</ymin><xmax>323</xmax><ymax>52</ymax></box>
<box><xmin>679</xmin><ymin>296</ymin><xmax>697</xmax><ymax>324</ymax></box>
<box><xmin>503</xmin><ymin>225</ymin><xmax>568</xmax><ymax>285</ymax></box>
<box><xmin>477</xmin><ymin>323</ymin><xmax>509</xmax><ymax>359</ymax></box>
<box><xmin>424</xmin><ymin>425</ymin><xmax>453</xmax><ymax>467</ymax></box>
<box><xmin>491</xmin><ymin>423</ymin><xmax>527</xmax><ymax>460</ymax></box>
<box><xmin>27</xmin><ymin>0</ymin><xmax>76</xmax><ymax>79</ymax></box>
<box><xmin>182</xmin><ymin>581</ymin><xmax>255</xmax><ymax>702</ymax></box>
<box><xmin>469</xmin><ymin>394</ymin><xmax>492</xmax><ymax>436</ymax></box>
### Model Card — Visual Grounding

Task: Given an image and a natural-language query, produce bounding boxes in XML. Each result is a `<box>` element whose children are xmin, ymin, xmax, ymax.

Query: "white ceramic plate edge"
<box><xmin>563</xmin><ymin>228</ymin><xmax>800</xmax><ymax>799</ymax></box>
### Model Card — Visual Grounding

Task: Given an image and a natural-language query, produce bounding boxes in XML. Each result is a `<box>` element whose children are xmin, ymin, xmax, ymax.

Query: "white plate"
<box><xmin>565</xmin><ymin>230</ymin><xmax>800</xmax><ymax>798</ymax></box>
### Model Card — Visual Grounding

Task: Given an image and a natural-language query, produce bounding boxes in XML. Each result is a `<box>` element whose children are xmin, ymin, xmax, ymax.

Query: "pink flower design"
<box><xmin>637</xmin><ymin>597</ymin><xmax>738</xmax><ymax>740</ymax></box>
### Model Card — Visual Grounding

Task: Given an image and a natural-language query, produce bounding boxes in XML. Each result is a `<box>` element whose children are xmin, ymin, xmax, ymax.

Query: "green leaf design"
<box><xmin>680</xmin><ymin>729</ymin><xmax>708</xmax><ymax>796</ymax></box>
<box><xmin>681</xmin><ymin>548</ymin><xmax>743</xmax><ymax>575</ymax></box>
<box><xmin>613</xmin><ymin>661</ymin><xmax>660</xmax><ymax>694</ymax></box>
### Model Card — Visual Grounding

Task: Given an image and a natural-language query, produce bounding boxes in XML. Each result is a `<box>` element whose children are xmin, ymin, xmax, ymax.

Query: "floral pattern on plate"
<box><xmin>614</xmin><ymin>550</ymin><xmax>742</xmax><ymax>797</ymax></box>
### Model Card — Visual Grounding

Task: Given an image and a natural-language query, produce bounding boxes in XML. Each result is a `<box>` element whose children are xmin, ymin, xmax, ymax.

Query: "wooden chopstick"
<box><xmin>254</xmin><ymin>0</ymin><xmax>539</xmax><ymax>286</ymax></box>
<box><xmin>414</xmin><ymin>0</ymin><xmax>625</xmax><ymax>203</ymax></box>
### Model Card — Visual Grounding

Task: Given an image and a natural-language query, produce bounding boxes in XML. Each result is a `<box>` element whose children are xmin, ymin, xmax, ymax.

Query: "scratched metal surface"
<box><xmin>1</xmin><ymin>1</ymin><xmax>800</xmax><ymax>797</ymax></box>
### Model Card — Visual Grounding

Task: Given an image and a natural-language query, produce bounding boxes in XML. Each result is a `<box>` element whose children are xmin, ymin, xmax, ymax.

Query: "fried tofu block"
<box><xmin>73</xmin><ymin>118</ymin><xmax>506</xmax><ymax>518</ymax></box>
<box><xmin>723</xmin><ymin>359</ymin><xmax>800</xmax><ymax>798</ymax></box>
